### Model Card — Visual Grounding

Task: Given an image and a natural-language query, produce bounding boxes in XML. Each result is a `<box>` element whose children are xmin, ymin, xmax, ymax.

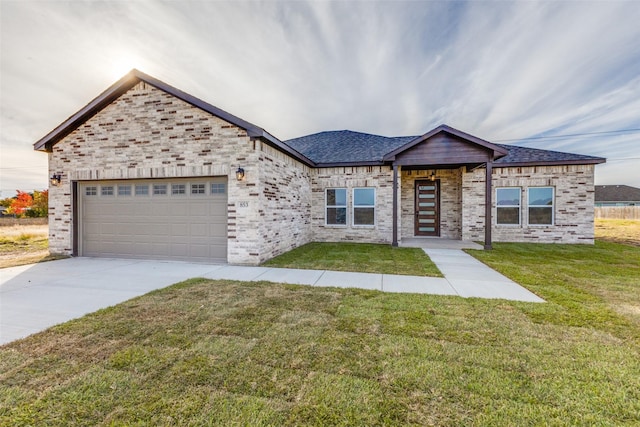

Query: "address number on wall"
<box><xmin>237</xmin><ymin>201</ymin><xmax>249</xmax><ymax>208</ymax></box>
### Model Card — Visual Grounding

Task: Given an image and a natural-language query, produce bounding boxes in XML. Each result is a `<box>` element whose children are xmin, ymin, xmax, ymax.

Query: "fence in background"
<box><xmin>595</xmin><ymin>206</ymin><xmax>640</xmax><ymax>220</ymax></box>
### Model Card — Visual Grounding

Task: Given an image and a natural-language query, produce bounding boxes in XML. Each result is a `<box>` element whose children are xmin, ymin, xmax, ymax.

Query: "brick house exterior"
<box><xmin>35</xmin><ymin>70</ymin><xmax>605</xmax><ymax>265</ymax></box>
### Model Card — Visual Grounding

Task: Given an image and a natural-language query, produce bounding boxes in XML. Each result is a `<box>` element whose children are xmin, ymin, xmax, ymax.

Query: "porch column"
<box><xmin>392</xmin><ymin>164</ymin><xmax>399</xmax><ymax>247</ymax></box>
<box><xmin>484</xmin><ymin>158</ymin><xmax>493</xmax><ymax>250</ymax></box>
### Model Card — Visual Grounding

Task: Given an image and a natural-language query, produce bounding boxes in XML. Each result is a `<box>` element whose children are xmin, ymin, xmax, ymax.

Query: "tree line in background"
<box><xmin>0</xmin><ymin>190</ymin><xmax>48</xmax><ymax>217</ymax></box>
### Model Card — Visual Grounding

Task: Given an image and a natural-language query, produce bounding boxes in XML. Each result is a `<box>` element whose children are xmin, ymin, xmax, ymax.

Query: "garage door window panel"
<box><xmin>101</xmin><ymin>186</ymin><xmax>114</xmax><ymax>196</ymax></box>
<box><xmin>153</xmin><ymin>184</ymin><xmax>167</xmax><ymax>195</ymax></box>
<box><xmin>135</xmin><ymin>185</ymin><xmax>149</xmax><ymax>196</ymax></box>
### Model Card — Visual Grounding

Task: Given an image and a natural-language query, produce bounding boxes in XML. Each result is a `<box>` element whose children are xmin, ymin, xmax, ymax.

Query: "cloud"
<box><xmin>1</xmin><ymin>0</ymin><xmax>639</xmax><ymax>197</ymax></box>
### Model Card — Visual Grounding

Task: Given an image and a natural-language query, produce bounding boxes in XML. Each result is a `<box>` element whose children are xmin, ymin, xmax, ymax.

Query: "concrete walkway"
<box><xmin>0</xmin><ymin>254</ymin><xmax>542</xmax><ymax>345</ymax></box>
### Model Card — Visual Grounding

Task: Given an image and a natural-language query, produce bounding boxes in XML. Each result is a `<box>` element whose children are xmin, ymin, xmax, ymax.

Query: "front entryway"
<box><xmin>415</xmin><ymin>180</ymin><xmax>440</xmax><ymax>236</ymax></box>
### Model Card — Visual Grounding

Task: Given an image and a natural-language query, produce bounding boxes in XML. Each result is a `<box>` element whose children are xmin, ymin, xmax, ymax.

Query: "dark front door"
<box><xmin>415</xmin><ymin>180</ymin><xmax>440</xmax><ymax>236</ymax></box>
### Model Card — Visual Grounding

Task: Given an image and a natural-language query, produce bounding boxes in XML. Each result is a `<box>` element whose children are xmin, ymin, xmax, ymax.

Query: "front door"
<box><xmin>415</xmin><ymin>180</ymin><xmax>440</xmax><ymax>236</ymax></box>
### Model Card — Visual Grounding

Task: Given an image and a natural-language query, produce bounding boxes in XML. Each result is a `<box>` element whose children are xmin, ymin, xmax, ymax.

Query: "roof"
<box><xmin>493</xmin><ymin>144</ymin><xmax>605</xmax><ymax>166</ymax></box>
<box><xmin>33</xmin><ymin>69</ymin><xmax>314</xmax><ymax>166</ymax></box>
<box><xmin>284</xmin><ymin>129</ymin><xmax>605</xmax><ymax>167</ymax></box>
<box><xmin>34</xmin><ymin>70</ymin><xmax>606</xmax><ymax>169</ymax></box>
<box><xmin>595</xmin><ymin>185</ymin><xmax>640</xmax><ymax>202</ymax></box>
<box><xmin>284</xmin><ymin>130</ymin><xmax>416</xmax><ymax>165</ymax></box>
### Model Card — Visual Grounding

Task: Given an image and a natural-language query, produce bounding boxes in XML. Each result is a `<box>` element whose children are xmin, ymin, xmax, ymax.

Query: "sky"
<box><xmin>1</xmin><ymin>0</ymin><xmax>639</xmax><ymax>198</ymax></box>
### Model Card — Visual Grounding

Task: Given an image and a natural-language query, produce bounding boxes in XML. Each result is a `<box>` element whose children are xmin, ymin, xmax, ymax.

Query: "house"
<box><xmin>34</xmin><ymin>70</ymin><xmax>606</xmax><ymax>265</ymax></box>
<box><xmin>595</xmin><ymin>185</ymin><xmax>640</xmax><ymax>206</ymax></box>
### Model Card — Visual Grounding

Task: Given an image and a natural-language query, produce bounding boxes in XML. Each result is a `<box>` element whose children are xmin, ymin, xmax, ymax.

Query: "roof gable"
<box><xmin>383</xmin><ymin>125</ymin><xmax>508</xmax><ymax>163</ymax></box>
<box><xmin>33</xmin><ymin>69</ymin><xmax>314</xmax><ymax>165</ymax></box>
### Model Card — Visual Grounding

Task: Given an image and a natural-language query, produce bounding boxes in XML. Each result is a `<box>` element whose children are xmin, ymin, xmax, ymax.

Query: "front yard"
<box><xmin>263</xmin><ymin>242</ymin><xmax>442</xmax><ymax>277</ymax></box>
<box><xmin>1</xmin><ymin>239</ymin><xmax>639</xmax><ymax>425</ymax></box>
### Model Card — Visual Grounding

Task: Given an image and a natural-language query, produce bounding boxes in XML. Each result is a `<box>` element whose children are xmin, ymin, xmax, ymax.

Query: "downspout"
<box><xmin>484</xmin><ymin>157</ymin><xmax>493</xmax><ymax>250</ymax></box>
<box><xmin>392</xmin><ymin>164</ymin><xmax>399</xmax><ymax>247</ymax></box>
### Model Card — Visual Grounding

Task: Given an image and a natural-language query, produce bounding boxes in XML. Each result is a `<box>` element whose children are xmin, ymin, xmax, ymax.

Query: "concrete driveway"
<box><xmin>1</xmin><ymin>255</ymin><xmax>543</xmax><ymax>345</ymax></box>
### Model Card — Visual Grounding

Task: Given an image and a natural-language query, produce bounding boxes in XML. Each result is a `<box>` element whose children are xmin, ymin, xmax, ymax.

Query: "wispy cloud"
<box><xmin>1</xmin><ymin>0</ymin><xmax>639</xmax><ymax>196</ymax></box>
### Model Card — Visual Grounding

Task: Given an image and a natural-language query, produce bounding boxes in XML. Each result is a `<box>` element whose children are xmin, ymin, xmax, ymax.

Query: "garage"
<box><xmin>80</xmin><ymin>177</ymin><xmax>227</xmax><ymax>262</ymax></box>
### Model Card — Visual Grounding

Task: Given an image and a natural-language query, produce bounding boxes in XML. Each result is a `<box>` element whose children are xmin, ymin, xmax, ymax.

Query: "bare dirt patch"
<box><xmin>595</xmin><ymin>219</ymin><xmax>640</xmax><ymax>246</ymax></box>
<box><xmin>0</xmin><ymin>224</ymin><xmax>66</xmax><ymax>268</ymax></box>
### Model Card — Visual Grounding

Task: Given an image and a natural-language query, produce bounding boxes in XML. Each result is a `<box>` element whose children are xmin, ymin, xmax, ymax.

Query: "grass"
<box><xmin>0</xmin><ymin>224</ymin><xmax>66</xmax><ymax>268</ymax></box>
<box><xmin>2</xmin><ymin>242</ymin><xmax>639</xmax><ymax>425</ymax></box>
<box><xmin>595</xmin><ymin>218</ymin><xmax>640</xmax><ymax>246</ymax></box>
<box><xmin>263</xmin><ymin>242</ymin><xmax>442</xmax><ymax>277</ymax></box>
<box><xmin>468</xmin><ymin>241</ymin><xmax>640</xmax><ymax>341</ymax></box>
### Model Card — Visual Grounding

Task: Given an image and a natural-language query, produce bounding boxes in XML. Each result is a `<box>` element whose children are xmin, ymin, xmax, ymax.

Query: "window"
<box><xmin>191</xmin><ymin>183</ymin><xmax>206</xmax><ymax>194</ymax></box>
<box><xmin>118</xmin><ymin>185</ymin><xmax>131</xmax><ymax>196</ymax></box>
<box><xmin>172</xmin><ymin>184</ymin><xmax>186</xmax><ymax>195</ymax></box>
<box><xmin>153</xmin><ymin>184</ymin><xmax>167</xmax><ymax>195</ymax></box>
<box><xmin>85</xmin><ymin>186</ymin><xmax>97</xmax><ymax>196</ymax></box>
<box><xmin>211</xmin><ymin>183</ymin><xmax>226</xmax><ymax>194</ymax></box>
<box><xmin>528</xmin><ymin>187</ymin><xmax>554</xmax><ymax>225</ymax></box>
<box><xmin>496</xmin><ymin>188</ymin><xmax>521</xmax><ymax>225</ymax></box>
<box><xmin>135</xmin><ymin>185</ymin><xmax>149</xmax><ymax>196</ymax></box>
<box><xmin>325</xmin><ymin>188</ymin><xmax>347</xmax><ymax>225</ymax></box>
<box><xmin>353</xmin><ymin>188</ymin><xmax>375</xmax><ymax>226</ymax></box>
<box><xmin>101</xmin><ymin>186</ymin><xmax>114</xmax><ymax>196</ymax></box>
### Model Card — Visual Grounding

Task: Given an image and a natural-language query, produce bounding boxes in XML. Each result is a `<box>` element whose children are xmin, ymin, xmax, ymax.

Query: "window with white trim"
<box><xmin>353</xmin><ymin>188</ymin><xmax>375</xmax><ymax>226</ymax></box>
<box><xmin>325</xmin><ymin>188</ymin><xmax>347</xmax><ymax>226</ymax></box>
<box><xmin>85</xmin><ymin>186</ymin><xmax>97</xmax><ymax>196</ymax></box>
<box><xmin>528</xmin><ymin>187</ymin><xmax>554</xmax><ymax>225</ymax></box>
<box><xmin>496</xmin><ymin>188</ymin><xmax>521</xmax><ymax>225</ymax></box>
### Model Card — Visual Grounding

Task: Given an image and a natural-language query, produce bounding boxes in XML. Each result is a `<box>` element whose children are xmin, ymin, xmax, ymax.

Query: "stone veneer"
<box><xmin>462</xmin><ymin>164</ymin><xmax>596</xmax><ymax>243</ymax></box>
<box><xmin>47</xmin><ymin>81</ymin><xmax>312</xmax><ymax>265</ymax></box>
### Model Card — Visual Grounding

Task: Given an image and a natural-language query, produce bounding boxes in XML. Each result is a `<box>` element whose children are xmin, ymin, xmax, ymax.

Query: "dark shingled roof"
<box><xmin>595</xmin><ymin>185</ymin><xmax>640</xmax><ymax>202</ymax></box>
<box><xmin>285</xmin><ymin>130</ymin><xmax>416</xmax><ymax>165</ymax></box>
<box><xmin>493</xmin><ymin>144</ymin><xmax>605</xmax><ymax>166</ymax></box>
<box><xmin>284</xmin><ymin>130</ymin><xmax>606</xmax><ymax>166</ymax></box>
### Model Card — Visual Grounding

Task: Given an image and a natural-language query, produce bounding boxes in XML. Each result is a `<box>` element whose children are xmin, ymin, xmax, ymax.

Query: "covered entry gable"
<box><xmin>383</xmin><ymin>124</ymin><xmax>508</xmax><ymax>166</ymax></box>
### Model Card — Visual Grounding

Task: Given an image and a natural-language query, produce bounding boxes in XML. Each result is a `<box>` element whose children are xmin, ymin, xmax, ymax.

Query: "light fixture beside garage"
<box><xmin>50</xmin><ymin>174</ymin><xmax>62</xmax><ymax>186</ymax></box>
<box><xmin>235</xmin><ymin>167</ymin><xmax>245</xmax><ymax>181</ymax></box>
<box><xmin>429</xmin><ymin>171</ymin><xmax>436</xmax><ymax>182</ymax></box>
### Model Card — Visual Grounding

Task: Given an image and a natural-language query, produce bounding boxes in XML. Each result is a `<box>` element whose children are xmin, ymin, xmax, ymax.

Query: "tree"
<box><xmin>6</xmin><ymin>191</ymin><xmax>33</xmax><ymax>217</ymax></box>
<box><xmin>29</xmin><ymin>190</ymin><xmax>48</xmax><ymax>217</ymax></box>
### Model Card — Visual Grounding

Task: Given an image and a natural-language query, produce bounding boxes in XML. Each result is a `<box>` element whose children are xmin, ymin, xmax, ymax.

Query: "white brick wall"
<box><xmin>462</xmin><ymin>164</ymin><xmax>596</xmax><ymax>243</ymax></box>
<box><xmin>46</xmin><ymin>81</ymin><xmax>598</xmax><ymax>265</ymax></box>
<box><xmin>310</xmin><ymin>166</ymin><xmax>394</xmax><ymax>244</ymax></box>
<box><xmin>47</xmin><ymin>81</ymin><xmax>312</xmax><ymax>264</ymax></box>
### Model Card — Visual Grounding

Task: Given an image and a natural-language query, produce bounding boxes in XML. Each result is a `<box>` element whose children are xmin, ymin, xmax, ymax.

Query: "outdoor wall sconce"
<box><xmin>50</xmin><ymin>174</ymin><xmax>62</xmax><ymax>186</ymax></box>
<box><xmin>235</xmin><ymin>167</ymin><xmax>245</xmax><ymax>181</ymax></box>
<box><xmin>429</xmin><ymin>171</ymin><xmax>436</xmax><ymax>182</ymax></box>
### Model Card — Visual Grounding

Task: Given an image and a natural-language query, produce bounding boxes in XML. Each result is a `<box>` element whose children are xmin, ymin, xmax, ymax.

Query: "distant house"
<box><xmin>595</xmin><ymin>185</ymin><xmax>640</xmax><ymax>206</ymax></box>
<box><xmin>34</xmin><ymin>70</ymin><xmax>606</xmax><ymax>265</ymax></box>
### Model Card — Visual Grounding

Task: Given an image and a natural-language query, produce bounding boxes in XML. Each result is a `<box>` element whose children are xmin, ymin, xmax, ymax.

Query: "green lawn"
<box><xmin>263</xmin><ymin>242</ymin><xmax>442</xmax><ymax>277</ymax></box>
<box><xmin>1</xmin><ymin>242</ymin><xmax>639</xmax><ymax>425</ymax></box>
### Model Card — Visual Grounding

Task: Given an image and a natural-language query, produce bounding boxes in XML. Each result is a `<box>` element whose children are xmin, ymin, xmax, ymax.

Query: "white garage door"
<box><xmin>80</xmin><ymin>178</ymin><xmax>227</xmax><ymax>262</ymax></box>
